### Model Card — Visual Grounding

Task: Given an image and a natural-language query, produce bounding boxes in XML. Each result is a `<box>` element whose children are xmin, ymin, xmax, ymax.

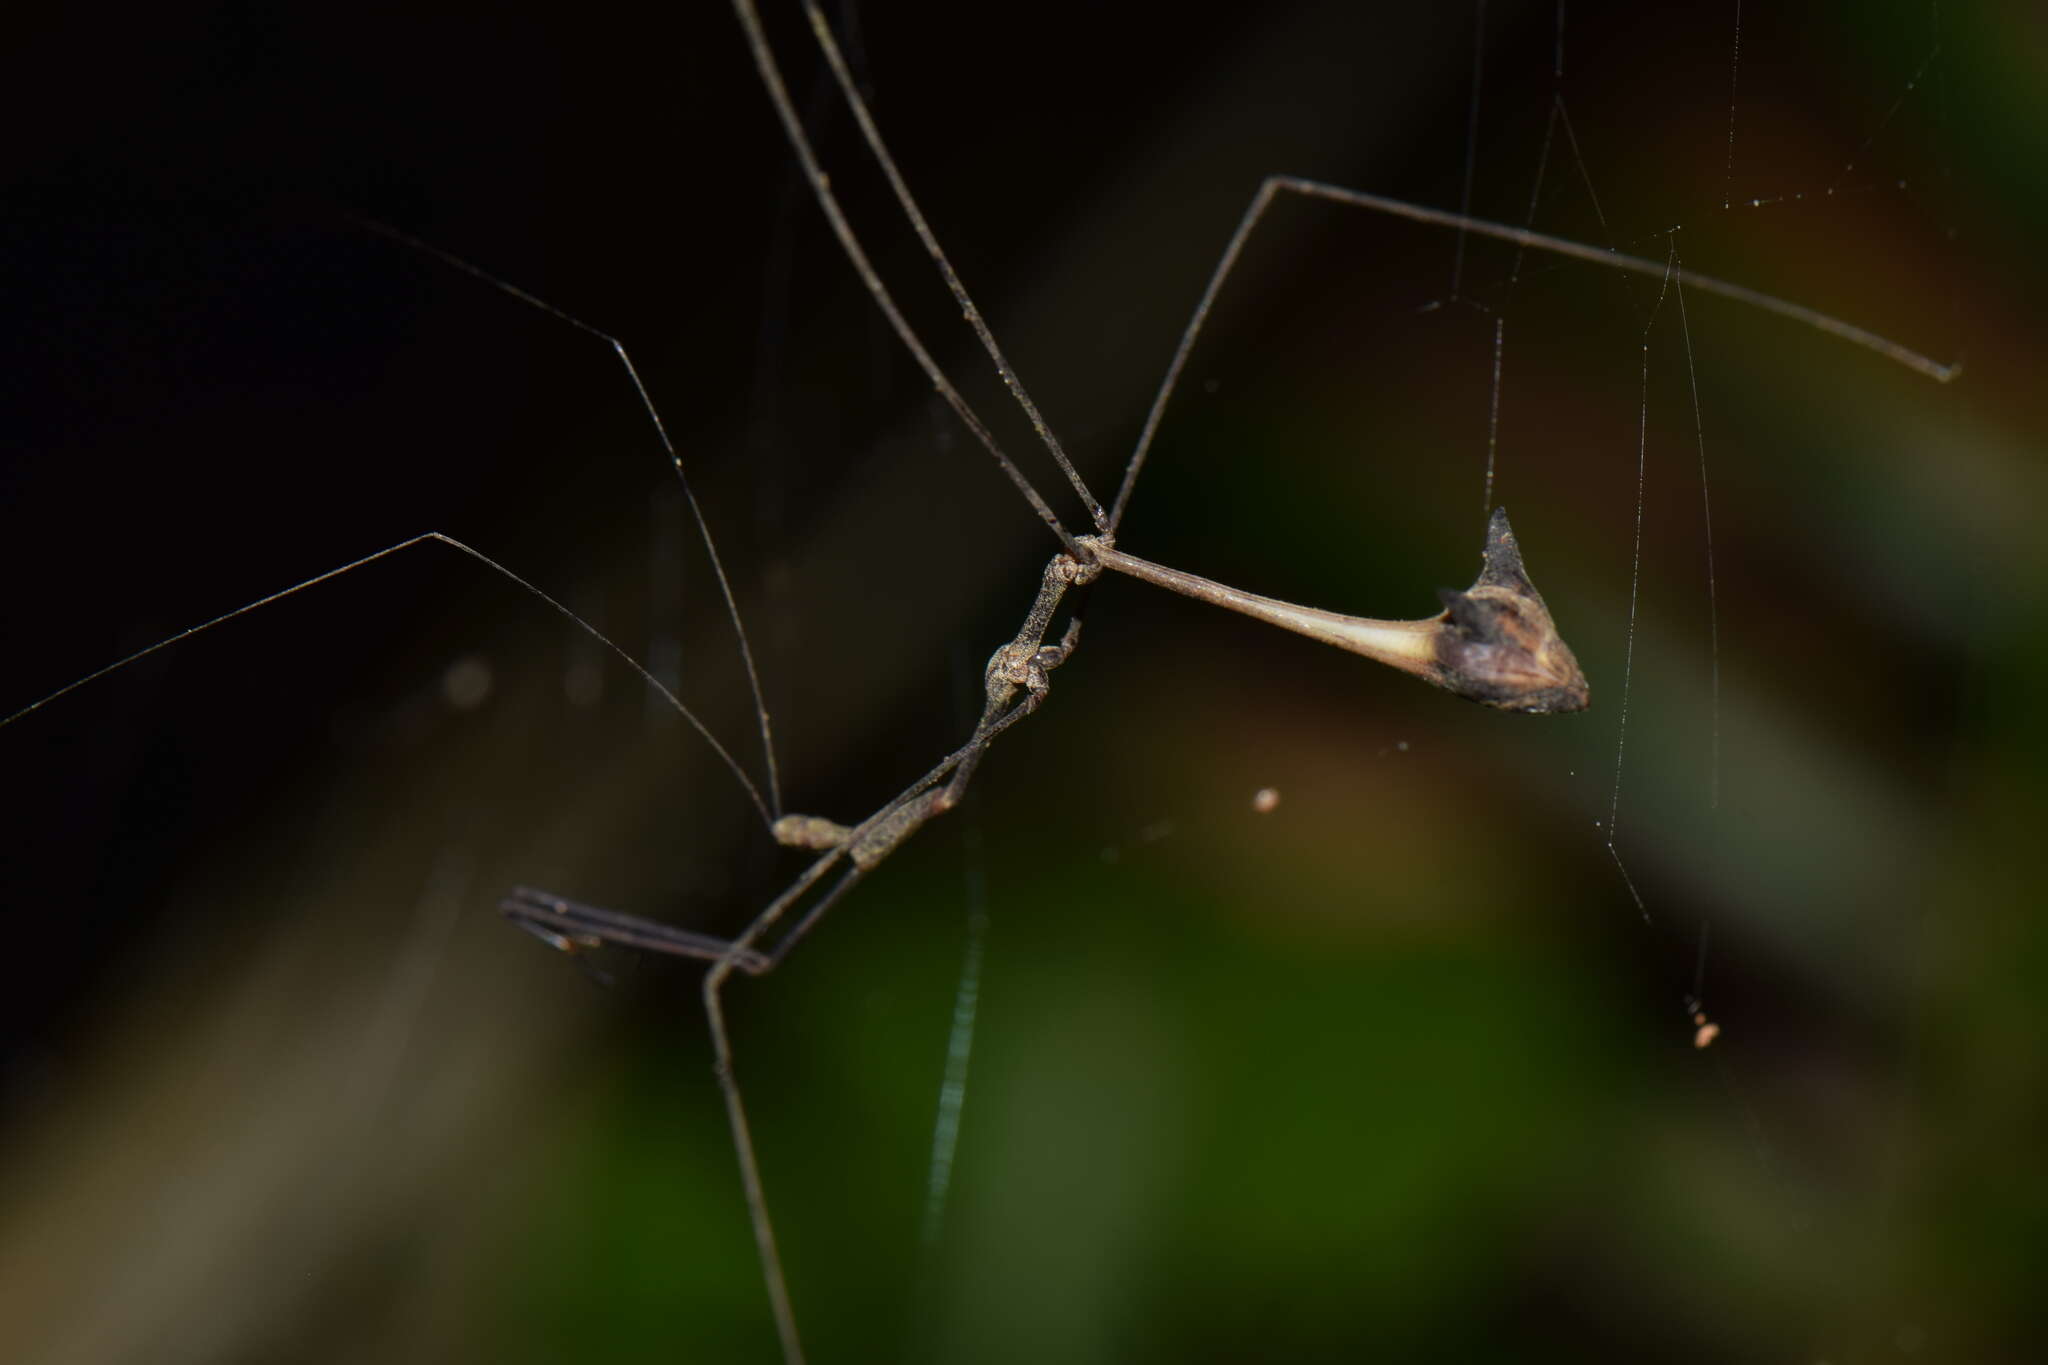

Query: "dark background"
<box><xmin>2</xmin><ymin>2</ymin><xmax>2043</xmax><ymax>1362</ymax></box>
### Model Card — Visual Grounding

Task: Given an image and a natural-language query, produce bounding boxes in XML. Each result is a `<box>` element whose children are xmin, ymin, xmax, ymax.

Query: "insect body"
<box><xmin>0</xmin><ymin>5</ymin><xmax>1975</xmax><ymax>1363</ymax></box>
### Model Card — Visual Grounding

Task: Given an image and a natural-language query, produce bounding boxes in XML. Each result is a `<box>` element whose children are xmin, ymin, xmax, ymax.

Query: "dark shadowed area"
<box><xmin>2</xmin><ymin>2</ymin><xmax>2042</xmax><ymax>1362</ymax></box>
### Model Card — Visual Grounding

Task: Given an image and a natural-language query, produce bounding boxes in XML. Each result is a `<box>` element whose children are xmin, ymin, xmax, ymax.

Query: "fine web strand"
<box><xmin>1722</xmin><ymin>0</ymin><xmax>1744</xmax><ymax>210</ymax></box>
<box><xmin>1724</xmin><ymin>20</ymin><xmax>1943</xmax><ymax>212</ymax></box>
<box><xmin>1604</xmin><ymin>246</ymin><xmax>1680</xmax><ymax>925</ymax></box>
<box><xmin>1449</xmin><ymin>0</ymin><xmax>1487</xmax><ymax>301</ymax></box>
<box><xmin>1518</xmin><ymin>95</ymin><xmax>1643</xmax><ymax>321</ymax></box>
<box><xmin>1690</xmin><ymin>919</ymin><xmax>1714</xmax><ymax>1016</ymax></box>
<box><xmin>1507</xmin><ymin>7</ymin><xmax>1620</xmax><ymax>296</ymax></box>
<box><xmin>1482</xmin><ymin>315</ymin><xmax>1505</xmax><ymax>514</ymax></box>
<box><xmin>1554</xmin><ymin>102</ymin><xmax>1620</xmax><ymax>271</ymax></box>
<box><xmin>1510</xmin><ymin>98</ymin><xmax>1561</xmax><ymax>287</ymax></box>
<box><xmin>1827</xmin><ymin>44</ymin><xmax>1941</xmax><ymax>198</ymax></box>
<box><xmin>1674</xmin><ymin>263</ymin><xmax>1721</xmax><ymax>810</ymax></box>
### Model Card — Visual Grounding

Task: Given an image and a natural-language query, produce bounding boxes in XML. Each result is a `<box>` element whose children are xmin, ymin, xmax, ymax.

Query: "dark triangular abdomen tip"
<box><xmin>1477</xmin><ymin>506</ymin><xmax>1531</xmax><ymax>593</ymax></box>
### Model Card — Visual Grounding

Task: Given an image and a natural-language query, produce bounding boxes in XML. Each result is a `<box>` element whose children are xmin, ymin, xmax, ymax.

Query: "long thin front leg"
<box><xmin>1109</xmin><ymin>175</ymin><xmax>1960</xmax><ymax>534</ymax></box>
<box><xmin>727</xmin><ymin>0</ymin><xmax>1082</xmax><ymax>557</ymax></box>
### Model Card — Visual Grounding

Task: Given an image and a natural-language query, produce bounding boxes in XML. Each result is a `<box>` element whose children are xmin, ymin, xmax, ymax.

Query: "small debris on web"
<box><xmin>1251</xmin><ymin>787</ymin><xmax>1281</xmax><ymax>814</ymax></box>
<box><xmin>1692</xmin><ymin>1011</ymin><xmax>1720</xmax><ymax>1049</ymax></box>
